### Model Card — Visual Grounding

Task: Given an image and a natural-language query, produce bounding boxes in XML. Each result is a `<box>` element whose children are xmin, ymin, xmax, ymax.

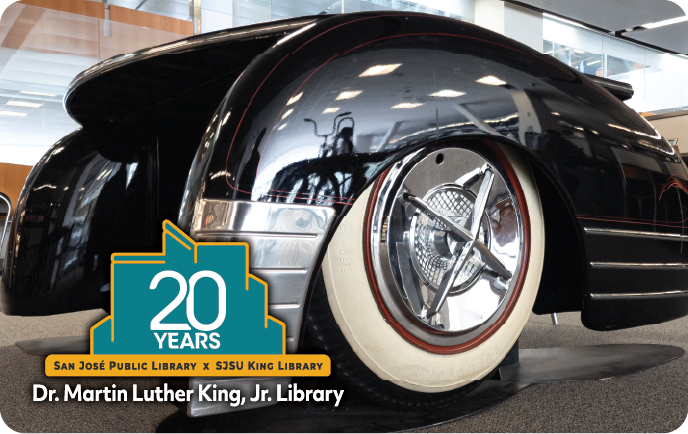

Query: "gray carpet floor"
<box><xmin>0</xmin><ymin>310</ymin><xmax>686</xmax><ymax>432</ymax></box>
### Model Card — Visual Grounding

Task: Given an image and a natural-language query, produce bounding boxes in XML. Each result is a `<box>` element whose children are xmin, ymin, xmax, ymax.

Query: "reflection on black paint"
<box><xmin>304</xmin><ymin>112</ymin><xmax>355</xmax><ymax>158</ymax></box>
<box><xmin>0</xmin><ymin>130</ymin><xmax>154</xmax><ymax>315</ymax></box>
<box><xmin>267</xmin><ymin>114</ymin><xmax>357</xmax><ymax>204</ymax></box>
<box><xmin>198</xmin><ymin>12</ymin><xmax>676</xmax><ymax>221</ymax></box>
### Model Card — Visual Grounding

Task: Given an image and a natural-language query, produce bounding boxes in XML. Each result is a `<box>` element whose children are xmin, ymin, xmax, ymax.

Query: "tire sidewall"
<box><xmin>321</xmin><ymin>143</ymin><xmax>545</xmax><ymax>393</ymax></box>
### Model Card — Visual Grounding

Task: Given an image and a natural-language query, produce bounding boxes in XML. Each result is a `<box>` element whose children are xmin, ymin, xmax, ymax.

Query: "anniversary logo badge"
<box><xmin>37</xmin><ymin>221</ymin><xmax>336</xmax><ymax>407</ymax></box>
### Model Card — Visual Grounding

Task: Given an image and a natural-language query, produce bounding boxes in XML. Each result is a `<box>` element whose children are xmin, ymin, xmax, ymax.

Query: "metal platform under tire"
<box><xmin>151</xmin><ymin>344</ymin><xmax>683</xmax><ymax>433</ymax></box>
<box><xmin>16</xmin><ymin>335</ymin><xmax>89</xmax><ymax>355</ymax></box>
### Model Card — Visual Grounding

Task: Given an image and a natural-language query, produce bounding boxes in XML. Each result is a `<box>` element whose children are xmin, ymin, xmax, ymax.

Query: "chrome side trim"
<box><xmin>590</xmin><ymin>262</ymin><xmax>688</xmax><ymax>269</ymax></box>
<box><xmin>196</xmin><ymin>231</ymin><xmax>317</xmax><ymax>239</ymax></box>
<box><xmin>584</xmin><ymin>227</ymin><xmax>688</xmax><ymax>241</ymax></box>
<box><xmin>268</xmin><ymin>303</ymin><xmax>300</xmax><ymax>309</ymax></box>
<box><xmin>252</xmin><ymin>268</ymin><xmax>308</xmax><ymax>274</ymax></box>
<box><xmin>190</xmin><ymin>199</ymin><xmax>336</xmax><ymax>354</ymax></box>
<box><xmin>187</xmin><ymin>377</ymin><xmax>291</xmax><ymax>417</ymax></box>
<box><xmin>590</xmin><ymin>290</ymin><xmax>688</xmax><ymax>300</ymax></box>
<box><xmin>0</xmin><ymin>192</ymin><xmax>11</xmax><ymax>250</ymax></box>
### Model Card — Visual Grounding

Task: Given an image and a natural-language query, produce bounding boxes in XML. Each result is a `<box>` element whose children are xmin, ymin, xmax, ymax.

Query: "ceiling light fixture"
<box><xmin>429</xmin><ymin>89</ymin><xmax>465</xmax><ymax>98</ymax></box>
<box><xmin>392</xmin><ymin>102</ymin><xmax>423</xmax><ymax>109</ymax></box>
<box><xmin>359</xmin><ymin>63</ymin><xmax>402</xmax><ymax>77</ymax></box>
<box><xmin>641</xmin><ymin>16</ymin><xmax>688</xmax><ymax>29</ymax></box>
<box><xmin>322</xmin><ymin>107</ymin><xmax>339</xmax><ymax>114</ymax></box>
<box><xmin>476</xmin><ymin>76</ymin><xmax>507</xmax><ymax>86</ymax></box>
<box><xmin>20</xmin><ymin>91</ymin><xmax>55</xmax><ymax>97</ymax></box>
<box><xmin>543</xmin><ymin>13</ymin><xmax>590</xmax><ymax>29</ymax></box>
<box><xmin>7</xmin><ymin>101</ymin><xmax>42</xmax><ymax>108</ymax></box>
<box><xmin>0</xmin><ymin>111</ymin><xmax>27</xmax><ymax>117</ymax></box>
<box><xmin>336</xmin><ymin>90</ymin><xmax>362</xmax><ymax>100</ymax></box>
<box><xmin>281</xmin><ymin>108</ymin><xmax>294</xmax><ymax>120</ymax></box>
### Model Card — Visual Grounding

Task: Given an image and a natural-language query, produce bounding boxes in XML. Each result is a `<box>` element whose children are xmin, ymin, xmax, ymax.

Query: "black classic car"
<box><xmin>2</xmin><ymin>11</ymin><xmax>688</xmax><ymax>416</ymax></box>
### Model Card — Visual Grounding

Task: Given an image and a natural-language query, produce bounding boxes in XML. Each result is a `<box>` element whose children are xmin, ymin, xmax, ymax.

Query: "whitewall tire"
<box><xmin>309</xmin><ymin>141</ymin><xmax>544</xmax><ymax>405</ymax></box>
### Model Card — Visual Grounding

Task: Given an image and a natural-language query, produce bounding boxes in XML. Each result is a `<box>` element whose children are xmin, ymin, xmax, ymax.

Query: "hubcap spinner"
<box><xmin>408</xmin><ymin>184</ymin><xmax>488</xmax><ymax>294</ymax></box>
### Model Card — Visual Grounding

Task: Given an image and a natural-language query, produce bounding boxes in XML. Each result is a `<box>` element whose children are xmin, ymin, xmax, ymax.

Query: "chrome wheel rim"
<box><xmin>369</xmin><ymin>145</ymin><xmax>524</xmax><ymax>347</ymax></box>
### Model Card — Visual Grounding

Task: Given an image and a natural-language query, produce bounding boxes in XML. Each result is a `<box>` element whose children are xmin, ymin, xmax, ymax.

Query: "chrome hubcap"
<box><xmin>369</xmin><ymin>146</ymin><xmax>524</xmax><ymax>346</ymax></box>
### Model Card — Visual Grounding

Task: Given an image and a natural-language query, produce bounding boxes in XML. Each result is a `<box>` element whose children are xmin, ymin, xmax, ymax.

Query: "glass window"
<box><xmin>0</xmin><ymin>3</ymin><xmax>187</xmax><ymax>165</ymax></box>
<box><xmin>543</xmin><ymin>16</ymin><xmax>688</xmax><ymax>113</ymax></box>
<box><xmin>102</xmin><ymin>0</ymin><xmax>468</xmax><ymax>33</ymax></box>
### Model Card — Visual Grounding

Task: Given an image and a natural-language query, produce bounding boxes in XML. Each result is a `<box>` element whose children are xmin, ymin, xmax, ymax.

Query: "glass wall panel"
<box><xmin>110</xmin><ymin>0</ymin><xmax>473</xmax><ymax>33</ymax></box>
<box><xmin>543</xmin><ymin>16</ymin><xmax>688</xmax><ymax>113</ymax></box>
<box><xmin>0</xmin><ymin>3</ymin><xmax>185</xmax><ymax>165</ymax></box>
<box><xmin>107</xmin><ymin>0</ymin><xmax>191</xmax><ymax>21</ymax></box>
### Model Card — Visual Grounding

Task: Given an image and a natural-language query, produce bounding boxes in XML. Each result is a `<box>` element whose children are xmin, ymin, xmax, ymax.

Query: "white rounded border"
<box><xmin>322</xmin><ymin>144</ymin><xmax>545</xmax><ymax>392</ymax></box>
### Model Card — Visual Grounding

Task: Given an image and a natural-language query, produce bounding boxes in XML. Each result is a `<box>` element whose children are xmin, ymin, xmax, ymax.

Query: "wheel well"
<box><xmin>527</xmin><ymin>158</ymin><xmax>586</xmax><ymax>314</ymax></box>
<box><xmin>302</xmin><ymin>137</ymin><xmax>587</xmax><ymax>345</ymax></box>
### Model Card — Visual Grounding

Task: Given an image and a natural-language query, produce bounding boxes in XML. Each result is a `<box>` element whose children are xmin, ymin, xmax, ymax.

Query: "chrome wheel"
<box><xmin>369</xmin><ymin>145</ymin><xmax>525</xmax><ymax>348</ymax></box>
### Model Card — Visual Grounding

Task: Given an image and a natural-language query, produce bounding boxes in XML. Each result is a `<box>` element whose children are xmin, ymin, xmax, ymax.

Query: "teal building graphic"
<box><xmin>91</xmin><ymin>221</ymin><xmax>285</xmax><ymax>355</ymax></box>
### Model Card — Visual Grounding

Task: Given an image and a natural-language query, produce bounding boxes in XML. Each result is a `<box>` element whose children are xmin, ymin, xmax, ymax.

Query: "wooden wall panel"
<box><xmin>16</xmin><ymin>0</ymin><xmax>192</xmax><ymax>36</ymax></box>
<box><xmin>649</xmin><ymin>113</ymin><xmax>688</xmax><ymax>154</ymax></box>
<box><xmin>18</xmin><ymin>0</ymin><xmax>105</xmax><ymax>19</ymax></box>
<box><xmin>0</xmin><ymin>163</ymin><xmax>33</xmax><ymax>213</ymax></box>
<box><xmin>1</xmin><ymin>1</ymin><xmax>191</xmax><ymax>58</ymax></box>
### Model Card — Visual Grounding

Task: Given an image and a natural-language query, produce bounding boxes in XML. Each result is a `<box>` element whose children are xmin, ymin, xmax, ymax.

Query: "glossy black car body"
<box><xmin>2</xmin><ymin>12</ymin><xmax>688</xmax><ymax>333</ymax></box>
